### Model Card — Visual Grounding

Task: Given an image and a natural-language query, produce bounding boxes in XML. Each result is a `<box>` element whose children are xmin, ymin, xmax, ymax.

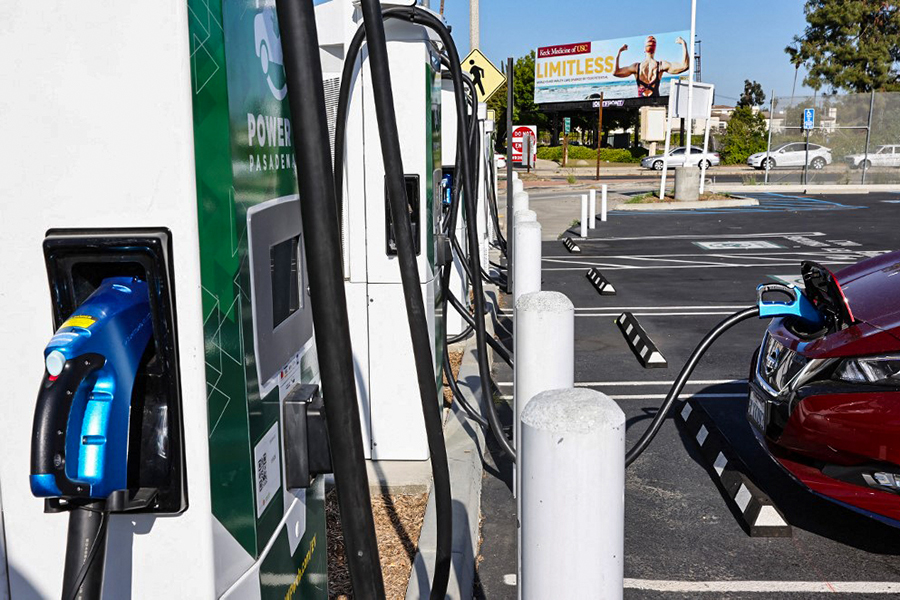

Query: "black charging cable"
<box><xmin>625</xmin><ymin>307</ymin><xmax>759</xmax><ymax>467</ymax></box>
<box><xmin>356</xmin><ymin>1</ymin><xmax>454</xmax><ymax>597</ymax></box>
<box><xmin>332</xmin><ymin>7</ymin><xmax>516</xmax><ymax>465</ymax></box>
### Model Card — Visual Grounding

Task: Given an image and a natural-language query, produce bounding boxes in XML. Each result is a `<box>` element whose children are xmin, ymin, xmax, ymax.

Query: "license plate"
<box><xmin>748</xmin><ymin>391</ymin><xmax>768</xmax><ymax>433</ymax></box>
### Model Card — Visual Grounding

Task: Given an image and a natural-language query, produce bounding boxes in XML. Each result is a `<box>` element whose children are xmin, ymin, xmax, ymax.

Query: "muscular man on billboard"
<box><xmin>613</xmin><ymin>35</ymin><xmax>689</xmax><ymax>97</ymax></box>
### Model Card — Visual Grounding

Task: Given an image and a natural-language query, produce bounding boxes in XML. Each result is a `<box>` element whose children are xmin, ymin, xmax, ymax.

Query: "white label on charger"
<box><xmin>254</xmin><ymin>423</ymin><xmax>282</xmax><ymax>517</ymax></box>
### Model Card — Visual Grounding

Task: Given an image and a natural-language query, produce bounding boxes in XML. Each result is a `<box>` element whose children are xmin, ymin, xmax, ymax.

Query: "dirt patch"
<box><xmin>327</xmin><ymin>489</ymin><xmax>428</xmax><ymax>599</ymax></box>
<box><xmin>626</xmin><ymin>191</ymin><xmax>734</xmax><ymax>204</ymax></box>
<box><xmin>442</xmin><ymin>349</ymin><xmax>464</xmax><ymax>405</ymax></box>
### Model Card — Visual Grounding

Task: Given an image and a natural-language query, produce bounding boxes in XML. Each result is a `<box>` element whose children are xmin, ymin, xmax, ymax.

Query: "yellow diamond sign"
<box><xmin>461</xmin><ymin>49</ymin><xmax>506</xmax><ymax>103</ymax></box>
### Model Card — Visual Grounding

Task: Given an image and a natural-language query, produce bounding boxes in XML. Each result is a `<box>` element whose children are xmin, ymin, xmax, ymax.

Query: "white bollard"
<box><xmin>512</xmin><ymin>190</ymin><xmax>529</xmax><ymax>218</ymax></box>
<box><xmin>601</xmin><ymin>184</ymin><xmax>608</xmax><ymax>222</ymax></box>
<box><xmin>513</xmin><ymin>178</ymin><xmax>524</xmax><ymax>196</ymax></box>
<box><xmin>512</xmin><ymin>170</ymin><xmax>519</xmax><ymax>181</ymax></box>
<box><xmin>588</xmin><ymin>189</ymin><xmax>596</xmax><ymax>229</ymax></box>
<box><xmin>514</xmin><ymin>292</ymin><xmax>574</xmax><ymax>441</ymax></box>
<box><xmin>513</xmin><ymin>290</ymin><xmax>573</xmax><ymax>511</ymax></box>
<box><xmin>512</xmin><ymin>221</ymin><xmax>541</xmax><ymax>307</ymax></box>
<box><xmin>520</xmin><ymin>388</ymin><xmax>625</xmax><ymax>600</ymax></box>
<box><xmin>580</xmin><ymin>194</ymin><xmax>588</xmax><ymax>238</ymax></box>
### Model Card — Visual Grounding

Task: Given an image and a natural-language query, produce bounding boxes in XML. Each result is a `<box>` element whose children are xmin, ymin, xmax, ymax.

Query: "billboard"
<box><xmin>534</xmin><ymin>31</ymin><xmax>691</xmax><ymax>104</ymax></box>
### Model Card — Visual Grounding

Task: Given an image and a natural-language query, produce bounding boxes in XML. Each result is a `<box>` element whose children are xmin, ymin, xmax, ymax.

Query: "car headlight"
<box><xmin>833</xmin><ymin>355</ymin><xmax>900</xmax><ymax>385</ymax></box>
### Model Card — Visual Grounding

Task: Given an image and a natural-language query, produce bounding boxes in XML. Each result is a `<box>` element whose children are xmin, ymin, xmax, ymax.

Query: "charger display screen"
<box><xmin>270</xmin><ymin>235</ymin><xmax>302</xmax><ymax>329</ymax></box>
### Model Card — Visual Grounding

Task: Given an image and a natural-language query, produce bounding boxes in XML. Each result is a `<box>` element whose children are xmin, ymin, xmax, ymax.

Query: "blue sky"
<box><xmin>440</xmin><ymin>0</ymin><xmax>816</xmax><ymax>106</ymax></box>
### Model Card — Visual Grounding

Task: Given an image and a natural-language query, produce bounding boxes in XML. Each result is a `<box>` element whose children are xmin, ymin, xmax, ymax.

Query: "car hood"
<box><xmin>835</xmin><ymin>251</ymin><xmax>900</xmax><ymax>334</ymax></box>
<box><xmin>767</xmin><ymin>252</ymin><xmax>900</xmax><ymax>358</ymax></box>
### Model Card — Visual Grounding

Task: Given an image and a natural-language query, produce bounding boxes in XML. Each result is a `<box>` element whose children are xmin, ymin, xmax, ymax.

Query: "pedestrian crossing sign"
<box><xmin>461</xmin><ymin>49</ymin><xmax>506</xmax><ymax>103</ymax></box>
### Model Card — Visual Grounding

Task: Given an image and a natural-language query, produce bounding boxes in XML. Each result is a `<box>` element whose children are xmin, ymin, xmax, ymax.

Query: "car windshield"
<box><xmin>772</xmin><ymin>143</ymin><xmax>792</xmax><ymax>152</ymax></box>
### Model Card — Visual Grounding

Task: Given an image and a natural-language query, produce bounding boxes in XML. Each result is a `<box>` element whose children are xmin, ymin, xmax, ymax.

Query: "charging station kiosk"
<box><xmin>1</xmin><ymin>1</ymin><xmax>329</xmax><ymax>597</ymax></box>
<box><xmin>316</xmin><ymin>0</ymin><xmax>445</xmax><ymax>460</ymax></box>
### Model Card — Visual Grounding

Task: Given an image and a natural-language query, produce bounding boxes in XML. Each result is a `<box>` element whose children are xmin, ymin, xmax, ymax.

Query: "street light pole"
<box><xmin>684</xmin><ymin>0</ymin><xmax>697</xmax><ymax>164</ymax></box>
<box><xmin>470</xmin><ymin>0</ymin><xmax>479</xmax><ymax>50</ymax></box>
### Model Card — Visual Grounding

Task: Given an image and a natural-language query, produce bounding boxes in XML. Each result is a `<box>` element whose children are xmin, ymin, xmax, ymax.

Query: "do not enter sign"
<box><xmin>512</xmin><ymin>125</ymin><xmax>537</xmax><ymax>165</ymax></box>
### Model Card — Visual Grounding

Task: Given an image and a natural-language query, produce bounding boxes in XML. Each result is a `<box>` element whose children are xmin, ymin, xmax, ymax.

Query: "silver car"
<box><xmin>845</xmin><ymin>145</ymin><xmax>900</xmax><ymax>169</ymax></box>
<box><xmin>641</xmin><ymin>146</ymin><xmax>720</xmax><ymax>170</ymax></box>
<box><xmin>747</xmin><ymin>143</ymin><xmax>832</xmax><ymax>170</ymax></box>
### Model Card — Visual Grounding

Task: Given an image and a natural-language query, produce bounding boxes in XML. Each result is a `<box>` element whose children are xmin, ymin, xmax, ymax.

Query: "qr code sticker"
<box><xmin>257</xmin><ymin>454</ymin><xmax>268</xmax><ymax>492</ymax></box>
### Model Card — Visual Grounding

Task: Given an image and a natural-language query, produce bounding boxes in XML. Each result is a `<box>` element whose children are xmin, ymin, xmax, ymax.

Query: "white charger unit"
<box><xmin>316</xmin><ymin>0</ymin><xmax>444</xmax><ymax>460</ymax></box>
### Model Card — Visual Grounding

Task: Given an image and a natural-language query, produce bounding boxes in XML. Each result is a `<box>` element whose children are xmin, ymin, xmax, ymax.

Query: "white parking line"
<box><xmin>497</xmin><ymin>392</ymin><xmax>745</xmax><ymax>401</ymax></box>
<box><xmin>496</xmin><ymin>379</ymin><xmax>747</xmax><ymax>388</ymax></box>
<box><xmin>624</xmin><ymin>578</ymin><xmax>900</xmax><ymax>594</ymax></box>
<box><xmin>571</xmin><ymin>231</ymin><xmax>827</xmax><ymax>243</ymax></box>
<box><xmin>576</xmin><ymin>311</ymin><xmax>739</xmax><ymax>317</ymax></box>
<box><xmin>543</xmin><ymin>261</ymin><xmax>858</xmax><ymax>272</ymax></box>
<box><xmin>571</xmin><ymin>306</ymin><xmax>751</xmax><ymax>311</ymax></box>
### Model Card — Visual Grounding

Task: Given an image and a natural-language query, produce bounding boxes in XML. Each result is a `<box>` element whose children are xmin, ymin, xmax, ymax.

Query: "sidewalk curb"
<box><xmin>405</xmin><ymin>300</ymin><xmax>491</xmax><ymax>600</ymax></box>
<box><xmin>616</xmin><ymin>197</ymin><xmax>759</xmax><ymax>211</ymax></box>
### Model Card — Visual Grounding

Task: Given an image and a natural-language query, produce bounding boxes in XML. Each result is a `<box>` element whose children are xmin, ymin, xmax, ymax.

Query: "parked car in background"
<box><xmin>845</xmin><ymin>145</ymin><xmax>900</xmax><ymax>169</ymax></box>
<box><xmin>640</xmin><ymin>146</ymin><xmax>720</xmax><ymax>171</ymax></box>
<box><xmin>748</xmin><ymin>143</ymin><xmax>832</xmax><ymax>170</ymax></box>
<box><xmin>495</xmin><ymin>154</ymin><xmax>507</xmax><ymax>170</ymax></box>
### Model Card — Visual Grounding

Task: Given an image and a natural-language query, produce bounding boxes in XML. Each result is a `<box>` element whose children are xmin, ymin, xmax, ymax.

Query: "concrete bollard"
<box><xmin>513</xmin><ymin>178</ymin><xmax>524</xmax><ymax>196</ymax></box>
<box><xmin>512</xmin><ymin>170</ymin><xmax>519</xmax><ymax>181</ymax></box>
<box><xmin>512</xmin><ymin>191</ymin><xmax>529</xmax><ymax>223</ymax></box>
<box><xmin>601</xmin><ymin>184</ymin><xmax>608</xmax><ymax>222</ymax></box>
<box><xmin>520</xmin><ymin>388</ymin><xmax>625</xmax><ymax>600</ymax></box>
<box><xmin>513</xmin><ymin>290</ymin><xmax>574</xmax><ymax>505</ymax></box>
<box><xmin>512</xmin><ymin>221</ymin><xmax>541</xmax><ymax>308</ymax></box>
<box><xmin>580</xmin><ymin>194</ymin><xmax>588</xmax><ymax>238</ymax></box>
<box><xmin>589</xmin><ymin>189</ymin><xmax>596</xmax><ymax>229</ymax></box>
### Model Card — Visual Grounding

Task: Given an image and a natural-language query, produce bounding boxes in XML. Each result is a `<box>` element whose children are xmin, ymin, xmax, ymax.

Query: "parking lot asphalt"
<box><xmin>475</xmin><ymin>191</ymin><xmax>900</xmax><ymax>598</ymax></box>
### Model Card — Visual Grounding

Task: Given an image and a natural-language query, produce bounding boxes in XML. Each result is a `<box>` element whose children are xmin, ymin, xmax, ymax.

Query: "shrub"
<box><xmin>536</xmin><ymin>145</ymin><xmax>647</xmax><ymax>164</ymax></box>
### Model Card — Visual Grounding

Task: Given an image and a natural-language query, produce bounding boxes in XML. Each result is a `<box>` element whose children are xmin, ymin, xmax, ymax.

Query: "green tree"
<box><xmin>737</xmin><ymin>80</ymin><xmax>766</xmax><ymax>108</ymax></box>
<box><xmin>487</xmin><ymin>51</ymin><xmax>549</xmax><ymax>150</ymax></box>
<box><xmin>718</xmin><ymin>107</ymin><xmax>768</xmax><ymax>164</ymax></box>
<box><xmin>787</xmin><ymin>1</ymin><xmax>900</xmax><ymax>92</ymax></box>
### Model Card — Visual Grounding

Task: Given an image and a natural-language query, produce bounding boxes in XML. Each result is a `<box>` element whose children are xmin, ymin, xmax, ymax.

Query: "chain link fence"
<box><xmin>759</xmin><ymin>91</ymin><xmax>900</xmax><ymax>185</ymax></box>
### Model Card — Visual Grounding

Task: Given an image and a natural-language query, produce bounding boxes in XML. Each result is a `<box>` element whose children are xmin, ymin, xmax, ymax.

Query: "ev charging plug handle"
<box><xmin>756</xmin><ymin>283</ymin><xmax>824</xmax><ymax>327</ymax></box>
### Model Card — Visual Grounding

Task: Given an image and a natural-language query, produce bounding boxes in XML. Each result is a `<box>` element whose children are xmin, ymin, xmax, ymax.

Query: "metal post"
<box><xmin>520</xmin><ymin>387</ymin><xmax>625</xmax><ymax>600</ymax></box>
<box><xmin>506</xmin><ymin>57</ymin><xmax>514</xmax><ymax>294</ymax></box>
<box><xmin>699</xmin><ymin>86</ymin><xmax>713</xmax><ymax>195</ymax></box>
<box><xmin>684</xmin><ymin>0</ymin><xmax>697</xmax><ymax>164</ymax></box>
<box><xmin>601</xmin><ymin>184</ymin><xmax>608</xmax><ymax>222</ymax></box>
<box><xmin>862</xmin><ymin>90</ymin><xmax>875</xmax><ymax>185</ymax></box>
<box><xmin>804</xmin><ymin>126</ymin><xmax>810</xmax><ymax>186</ymax></box>
<box><xmin>588</xmin><ymin>189</ymin><xmax>597</xmax><ymax>229</ymax></box>
<box><xmin>764</xmin><ymin>91</ymin><xmax>774</xmax><ymax>184</ymax></box>
<box><xmin>580</xmin><ymin>194</ymin><xmax>588</xmax><ymax>238</ymax></box>
<box><xmin>469</xmin><ymin>0</ymin><xmax>479</xmax><ymax>50</ymax></box>
<box><xmin>659</xmin><ymin>113</ymin><xmax>673</xmax><ymax>199</ymax></box>
<box><xmin>595</xmin><ymin>93</ymin><xmax>604</xmax><ymax>180</ymax></box>
<box><xmin>514</xmin><ymin>291</ymin><xmax>575</xmax><ymax>596</ymax></box>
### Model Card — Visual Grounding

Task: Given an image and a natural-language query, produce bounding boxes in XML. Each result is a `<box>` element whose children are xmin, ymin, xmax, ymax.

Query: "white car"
<box><xmin>845</xmin><ymin>145</ymin><xmax>900</xmax><ymax>169</ymax></box>
<box><xmin>495</xmin><ymin>154</ymin><xmax>507</xmax><ymax>169</ymax></box>
<box><xmin>748</xmin><ymin>143</ymin><xmax>832</xmax><ymax>170</ymax></box>
<box><xmin>640</xmin><ymin>146</ymin><xmax>720</xmax><ymax>171</ymax></box>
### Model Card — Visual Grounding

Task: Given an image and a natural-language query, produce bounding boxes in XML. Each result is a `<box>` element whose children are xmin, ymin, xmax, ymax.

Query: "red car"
<box><xmin>749</xmin><ymin>252</ymin><xmax>900</xmax><ymax>524</ymax></box>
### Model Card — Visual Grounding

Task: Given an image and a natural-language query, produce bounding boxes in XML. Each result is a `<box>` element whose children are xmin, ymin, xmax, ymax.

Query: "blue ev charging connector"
<box><xmin>756</xmin><ymin>283</ymin><xmax>825</xmax><ymax>328</ymax></box>
<box><xmin>31</xmin><ymin>276</ymin><xmax>153</xmax><ymax>500</ymax></box>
